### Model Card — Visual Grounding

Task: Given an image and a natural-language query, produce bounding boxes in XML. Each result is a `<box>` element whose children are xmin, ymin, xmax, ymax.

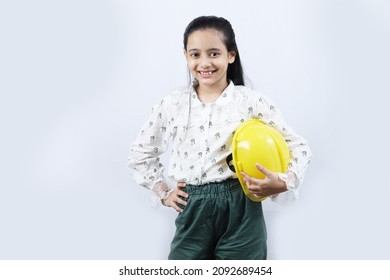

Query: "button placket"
<box><xmin>199</xmin><ymin>104</ymin><xmax>214</xmax><ymax>185</ymax></box>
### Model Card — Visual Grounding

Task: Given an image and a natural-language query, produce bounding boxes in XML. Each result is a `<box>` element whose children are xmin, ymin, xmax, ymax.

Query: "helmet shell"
<box><xmin>232</xmin><ymin>119</ymin><xmax>290</xmax><ymax>202</ymax></box>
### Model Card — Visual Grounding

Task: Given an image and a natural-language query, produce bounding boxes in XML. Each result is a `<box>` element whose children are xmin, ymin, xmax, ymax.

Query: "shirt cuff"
<box><xmin>270</xmin><ymin>170</ymin><xmax>299</xmax><ymax>203</ymax></box>
<box><xmin>150</xmin><ymin>181</ymin><xmax>174</xmax><ymax>208</ymax></box>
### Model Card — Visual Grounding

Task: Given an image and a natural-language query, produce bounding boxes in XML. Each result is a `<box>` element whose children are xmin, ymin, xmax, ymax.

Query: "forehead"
<box><xmin>186</xmin><ymin>29</ymin><xmax>227</xmax><ymax>51</ymax></box>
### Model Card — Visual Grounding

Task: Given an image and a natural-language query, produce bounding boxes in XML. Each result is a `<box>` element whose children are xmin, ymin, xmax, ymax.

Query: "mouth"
<box><xmin>198</xmin><ymin>70</ymin><xmax>217</xmax><ymax>78</ymax></box>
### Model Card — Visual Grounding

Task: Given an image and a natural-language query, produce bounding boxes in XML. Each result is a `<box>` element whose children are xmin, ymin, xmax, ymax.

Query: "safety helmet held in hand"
<box><xmin>227</xmin><ymin>119</ymin><xmax>290</xmax><ymax>202</ymax></box>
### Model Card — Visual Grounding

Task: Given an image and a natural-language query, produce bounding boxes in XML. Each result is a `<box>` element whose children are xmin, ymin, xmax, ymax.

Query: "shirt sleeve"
<box><xmin>127</xmin><ymin>97</ymin><xmax>173</xmax><ymax>206</ymax></box>
<box><xmin>254</xmin><ymin>93</ymin><xmax>313</xmax><ymax>203</ymax></box>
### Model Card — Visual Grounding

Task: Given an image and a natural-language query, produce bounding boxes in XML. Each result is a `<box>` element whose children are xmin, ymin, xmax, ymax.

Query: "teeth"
<box><xmin>200</xmin><ymin>71</ymin><xmax>213</xmax><ymax>75</ymax></box>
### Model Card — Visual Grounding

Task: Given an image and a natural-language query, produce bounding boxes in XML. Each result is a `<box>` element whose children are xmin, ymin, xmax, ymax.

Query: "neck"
<box><xmin>196</xmin><ymin>80</ymin><xmax>229</xmax><ymax>104</ymax></box>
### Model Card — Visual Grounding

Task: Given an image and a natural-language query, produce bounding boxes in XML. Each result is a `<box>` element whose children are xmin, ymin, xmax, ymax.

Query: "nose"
<box><xmin>200</xmin><ymin>57</ymin><xmax>211</xmax><ymax>69</ymax></box>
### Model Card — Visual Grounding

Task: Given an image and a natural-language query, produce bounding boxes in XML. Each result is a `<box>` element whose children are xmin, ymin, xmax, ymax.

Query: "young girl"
<box><xmin>128</xmin><ymin>16</ymin><xmax>312</xmax><ymax>260</ymax></box>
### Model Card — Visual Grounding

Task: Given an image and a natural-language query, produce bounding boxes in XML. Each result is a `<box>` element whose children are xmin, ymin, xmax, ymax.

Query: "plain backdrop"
<box><xmin>1</xmin><ymin>0</ymin><xmax>389</xmax><ymax>259</ymax></box>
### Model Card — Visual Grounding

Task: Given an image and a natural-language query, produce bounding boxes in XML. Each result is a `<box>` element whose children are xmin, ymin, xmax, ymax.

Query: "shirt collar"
<box><xmin>189</xmin><ymin>80</ymin><xmax>235</xmax><ymax>108</ymax></box>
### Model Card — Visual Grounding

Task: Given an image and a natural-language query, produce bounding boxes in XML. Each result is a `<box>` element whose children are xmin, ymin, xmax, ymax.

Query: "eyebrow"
<box><xmin>188</xmin><ymin>48</ymin><xmax>222</xmax><ymax>52</ymax></box>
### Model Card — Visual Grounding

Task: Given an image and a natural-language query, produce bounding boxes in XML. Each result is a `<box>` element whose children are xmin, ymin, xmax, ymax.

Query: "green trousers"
<box><xmin>168</xmin><ymin>179</ymin><xmax>267</xmax><ymax>260</ymax></box>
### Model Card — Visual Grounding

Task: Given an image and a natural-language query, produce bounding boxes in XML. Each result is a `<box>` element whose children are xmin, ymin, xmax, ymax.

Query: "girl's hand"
<box><xmin>241</xmin><ymin>163</ymin><xmax>287</xmax><ymax>199</ymax></box>
<box><xmin>162</xmin><ymin>182</ymin><xmax>189</xmax><ymax>213</ymax></box>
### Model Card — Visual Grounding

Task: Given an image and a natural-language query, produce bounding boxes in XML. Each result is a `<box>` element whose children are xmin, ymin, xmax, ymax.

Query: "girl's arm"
<box><xmin>254</xmin><ymin>93</ymin><xmax>313</xmax><ymax>202</ymax></box>
<box><xmin>127</xmin><ymin>98</ymin><xmax>173</xmax><ymax>207</ymax></box>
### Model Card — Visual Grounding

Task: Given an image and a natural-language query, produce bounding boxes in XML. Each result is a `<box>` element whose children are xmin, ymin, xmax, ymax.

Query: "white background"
<box><xmin>0</xmin><ymin>0</ymin><xmax>389</xmax><ymax>259</ymax></box>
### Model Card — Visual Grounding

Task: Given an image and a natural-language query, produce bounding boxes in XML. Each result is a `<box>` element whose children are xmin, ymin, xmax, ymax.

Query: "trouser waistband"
<box><xmin>183</xmin><ymin>178</ymin><xmax>241</xmax><ymax>198</ymax></box>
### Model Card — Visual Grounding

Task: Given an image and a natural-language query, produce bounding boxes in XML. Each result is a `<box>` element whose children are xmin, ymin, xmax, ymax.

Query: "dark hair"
<box><xmin>183</xmin><ymin>16</ymin><xmax>245</xmax><ymax>86</ymax></box>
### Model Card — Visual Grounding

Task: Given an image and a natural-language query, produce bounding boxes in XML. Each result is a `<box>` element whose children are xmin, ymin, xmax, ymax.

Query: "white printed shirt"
<box><xmin>128</xmin><ymin>81</ymin><xmax>312</xmax><ymax>205</ymax></box>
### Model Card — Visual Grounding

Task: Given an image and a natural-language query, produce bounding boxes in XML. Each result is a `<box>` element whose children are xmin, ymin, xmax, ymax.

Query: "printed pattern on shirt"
<box><xmin>128</xmin><ymin>82</ymin><xmax>312</xmax><ymax>202</ymax></box>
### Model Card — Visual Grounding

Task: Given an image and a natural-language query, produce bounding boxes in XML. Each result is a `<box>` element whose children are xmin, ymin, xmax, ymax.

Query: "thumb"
<box><xmin>256</xmin><ymin>163</ymin><xmax>272</xmax><ymax>178</ymax></box>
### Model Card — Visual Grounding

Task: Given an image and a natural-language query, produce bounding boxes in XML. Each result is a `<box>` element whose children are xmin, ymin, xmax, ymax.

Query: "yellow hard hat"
<box><xmin>227</xmin><ymin>119</ymin><xmax>290</xmax><ymax>202</ymax></box>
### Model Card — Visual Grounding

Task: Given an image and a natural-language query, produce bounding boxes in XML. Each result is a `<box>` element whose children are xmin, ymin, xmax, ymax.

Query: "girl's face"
<box><xmin>185</xmin><ymin>29</ymin><xmax>236</xmax><ymax>92</ymax></box>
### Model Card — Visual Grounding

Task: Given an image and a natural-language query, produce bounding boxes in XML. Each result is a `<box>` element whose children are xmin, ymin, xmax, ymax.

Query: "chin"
<box><xmin>197</xmin><ymin>79</ymin><xmax>217</xmax><ymax>87</ymax></box>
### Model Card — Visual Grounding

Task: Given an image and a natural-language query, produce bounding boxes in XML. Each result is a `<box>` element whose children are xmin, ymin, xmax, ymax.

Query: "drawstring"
<box><xmin>183</xmin><ymin>80</ymin><xmax>197</xmax><ymax>143</ymax></box>
<box><xmin>183</xmin><ymin>89</ymin><xmax>191</xmax><ymax>142</ymax></box>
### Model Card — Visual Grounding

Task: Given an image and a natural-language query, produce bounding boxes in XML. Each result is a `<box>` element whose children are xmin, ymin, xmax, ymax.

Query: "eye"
<box><xmin>190</xmin><ymin>52</ymin><xmax>200</xmax><ymax>58</ymax></box>
<box><xmin>209</xmin><ymin>52</ymin><xmax>220</xmax><ymax>57</ymax></box>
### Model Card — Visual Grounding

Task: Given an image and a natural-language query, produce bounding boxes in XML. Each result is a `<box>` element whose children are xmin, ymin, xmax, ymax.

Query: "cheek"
<box><xmin>186</xmin><ymin>60</ymin><xmax>197</xmax><ymax>69</ymax></box>
<box><xmin>187</xmin><ymin>62</ymin><xmax>198</xmax><ymax>74</ymax></box>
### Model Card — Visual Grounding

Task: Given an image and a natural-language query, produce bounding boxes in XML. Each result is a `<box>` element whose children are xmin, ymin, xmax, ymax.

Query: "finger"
<box><xmin>240</xmin><ymin>172</ymin><xmax>261</xmax><ymax>185</ymax></box>
<box><xmin>177</xmin><ymin>182</ymin><xmax>187</xmax><ymax>188</ymax></box>
<box><xmin>247</xmin><ymin>184</ymin><xmax>262</xmax><ymax>191</ymax></box>
<box><xmin>256</xmin><ymin>163</ymin><xmax>273</xmax><ymax>178</ymax></box>
<box><xmin>176</xmin><ymin>197</ymin><xmax>187</xmax><ymax>207</ymax></box>
<box><xmin>173</xmin><ymin>204</ymin><xmax>183</xmax><ymax>213</ymax></box>
<box><xmin>166</xmin><ymin>198</ymin><xmax>182</xmax><ymax>212</ymax></box>
<box><xmin>177</xmin><ymin>190</ymin><xmax>189</xmax><ymax>199</ymax></box>
<box><xmin>242</xmin><ymin>175</ymin><xmax>264</xmax><ymax>194</ymax></box>
<box><xmin>248</xmin><ymin>181</ymin><xmax>266</xmax><ymax>194</ymax></box>
<box><xmin>172</xmin><ymin>197</ymin><xmax>186</xmax><ymax>212</ymax></box>
<box><xmin>240</xmin><ymin>172</ymin><xmax>253</xmax><ymax>183</ymax></box>
<box><xmin>247</xmin><ymin>185</ymin><xmax>264</xmax><ymax>195</ymax></box>
<box><xmin>252</xmin><ymin>193</ymin><xmax>266</xmax><ymax>199</ymax></box>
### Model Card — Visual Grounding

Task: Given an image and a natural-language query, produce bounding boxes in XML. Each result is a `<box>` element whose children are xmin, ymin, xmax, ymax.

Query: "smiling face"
<box><xmin>184</xmin><ymin>29</ymin><xmax>236</xmax><ymax>94</ymax></box>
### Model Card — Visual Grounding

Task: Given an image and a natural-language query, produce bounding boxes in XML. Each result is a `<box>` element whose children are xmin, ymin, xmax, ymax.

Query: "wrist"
<box><xmin>276</xmin><ymin>171</ymin><xmax>298</xmax><ymax>192</ymax></box>
<box><xmin>161</xmin><ymin>189</ymin><xmax>174</xmax><ymax>206</ymax></box>
<box><xmin>278</xmin><ymin>176</ymin><xmax>288</xmax><ymax>192</ymax></box>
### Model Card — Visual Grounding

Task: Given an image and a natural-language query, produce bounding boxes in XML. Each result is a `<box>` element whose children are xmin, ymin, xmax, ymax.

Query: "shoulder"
<box><xmin>233</xmin><ymin>85</ymin><xmax>267</xmax><ymax>102</ymax></box>
<box><xmin>158</xmin><ymin>87</ymin><xmax>190</xmax><ymax>107</ymax></box>
<box><xmin>232</xmin><ymin>85</ymin><xmax>279</xmax><ymax>115</ymax></box>
<box><xmin>151</xmin><ymin>87</ymin><xmax>189</xmax><ymax>112</ymax></box>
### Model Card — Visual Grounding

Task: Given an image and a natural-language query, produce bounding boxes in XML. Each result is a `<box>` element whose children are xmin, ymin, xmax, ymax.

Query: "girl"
<box><xmin>128</xmin><ymin>16</ymin><xmax>312</xmax><ymax>260</ymax></box>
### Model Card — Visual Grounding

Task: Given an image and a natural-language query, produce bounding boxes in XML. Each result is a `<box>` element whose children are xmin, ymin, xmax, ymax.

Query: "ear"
<box><xmin>228</xmin><ymin>51</ymin><xmax>236</xmax><ymax>64</ymax></box>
